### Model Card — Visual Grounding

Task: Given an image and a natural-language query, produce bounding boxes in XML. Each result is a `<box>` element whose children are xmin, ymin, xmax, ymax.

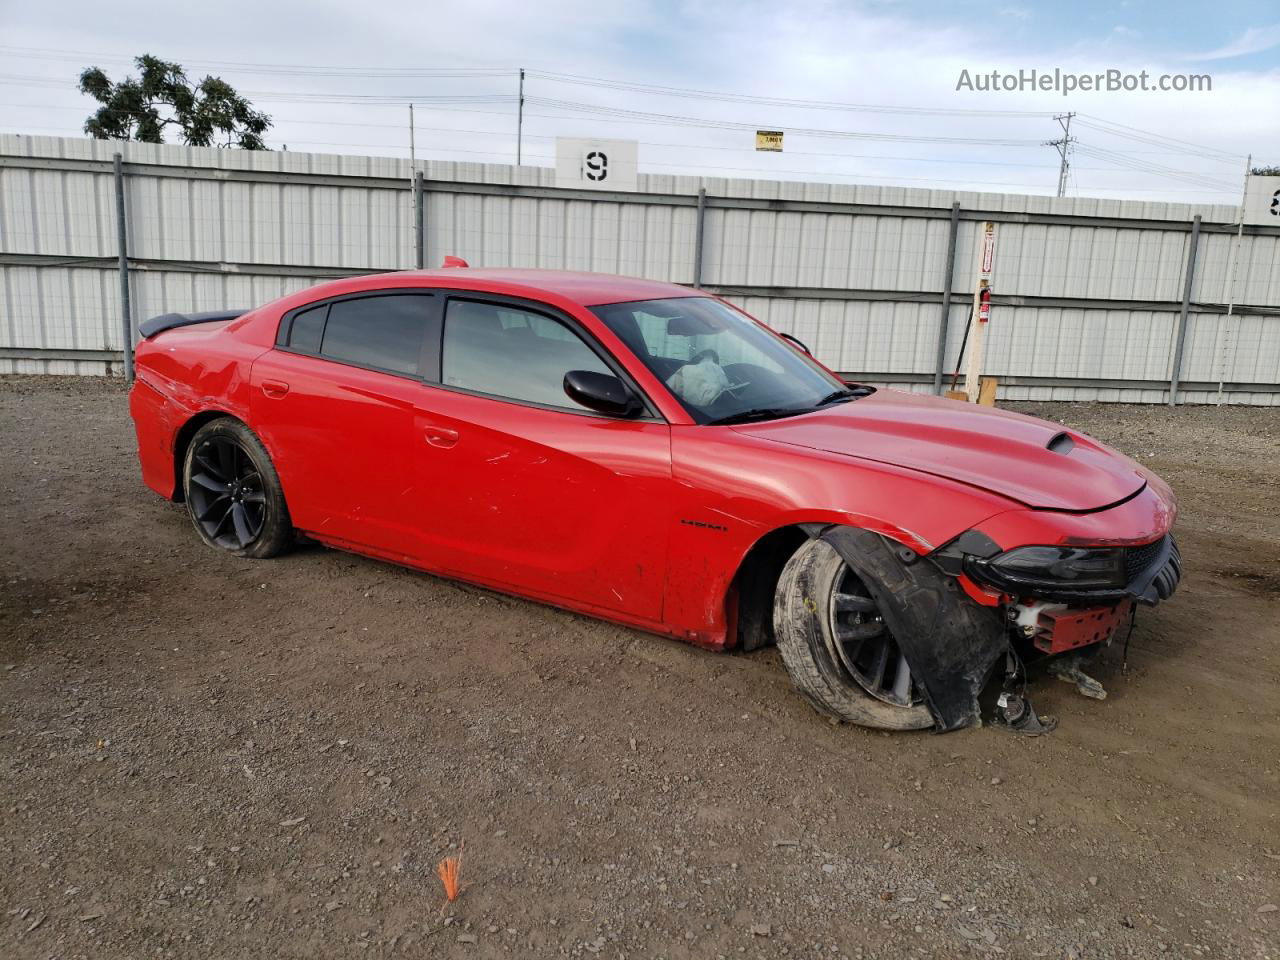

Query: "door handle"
<box><xmin>261</xmin><ymin>379</ymin><xmax>290</xmax><ymax>399</ymax></box>
<box><xmin>423</xmin><ymin>425</ymin><xmax>459</xmax><ymax>448</ymax></box>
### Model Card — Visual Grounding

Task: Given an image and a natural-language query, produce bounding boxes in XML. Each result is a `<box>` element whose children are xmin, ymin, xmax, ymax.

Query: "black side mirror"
<box><xmin>563</xmin><ymin>370</ymin><xmax>644</xmax><ymax>418</ymax></box>
<box><xmin>779</xmin><ymin>331</ymin><xmax>812</xmax><ymax>355</ymax></box>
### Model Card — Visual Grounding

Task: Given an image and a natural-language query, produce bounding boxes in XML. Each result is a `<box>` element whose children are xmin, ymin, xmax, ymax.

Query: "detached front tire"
<box><xmin>774</xmin><ymin>538</ymin><xmax>933</xmax><ymax>730</ymax></box>
<box><xmin>182</xmin><ymin>418</ymin><xmax>292</xmax><ymax>559</ymax></box>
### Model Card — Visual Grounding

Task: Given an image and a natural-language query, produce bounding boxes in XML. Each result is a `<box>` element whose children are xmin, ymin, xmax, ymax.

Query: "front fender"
<box><xmin>819</xmin><ymin>526</ymin><xmax>1007</xmax><ymax>732</ymax></box>
<box><xmin>664</xmin><ymin>427</ymin><xmax>1019</xmax><ymax>647</ymax></box>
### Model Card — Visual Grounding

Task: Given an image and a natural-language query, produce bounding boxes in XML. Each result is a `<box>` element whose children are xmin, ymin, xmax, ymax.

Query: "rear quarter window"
<box><xmin>288</xmin><ymin>305</ymin><xmax>326</xmax><ymax>354</ymax></box>
<box><xmin>293</xmin><ymin>295</ymin><xmax>432</xmax><ymax>378</ymax></box>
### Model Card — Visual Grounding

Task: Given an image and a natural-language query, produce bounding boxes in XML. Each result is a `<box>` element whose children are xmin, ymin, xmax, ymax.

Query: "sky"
<box><xmin>1</xmin><ymin>0</ymin><xmax>1277</xmax><ymax>204</ymax></box>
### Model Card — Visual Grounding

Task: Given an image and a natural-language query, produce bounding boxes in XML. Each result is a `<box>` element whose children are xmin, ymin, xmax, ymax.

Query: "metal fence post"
<box><xmin>113</xmin><ymin>153</ymin><xmax>134</xmax><ymax>381</ymax></box>
<box><xmin>413</xmin><ymin>170</ymin><xmax>425</xmax><ymax>269</ymax></box>
<box><xmin>1168</xmin><ymin>215</ymin><xmax>1201</xmax><ymax>406</ymax></box>
<box><xmin>693</xmin><ymin>187</ymin><xmax>707</xmax><ymax>287</ymax></box>
<box><xmin>932</xmin><ymin>202</ymin><xmax>961</xmax><ymax>394</ymax></box>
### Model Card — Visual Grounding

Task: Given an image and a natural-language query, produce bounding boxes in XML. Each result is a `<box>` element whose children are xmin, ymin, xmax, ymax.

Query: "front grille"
<box><xmin>1124</xmin><ymin>536</ymin><xmax>1168</xmax><ymax>582</ymax></box>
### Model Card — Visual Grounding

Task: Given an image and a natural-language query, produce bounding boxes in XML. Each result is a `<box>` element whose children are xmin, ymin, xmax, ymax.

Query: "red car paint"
<box><xmin>129</xmin><ymin>269</ymin><xmax>1177</xmax><ymax>650</ymax></box>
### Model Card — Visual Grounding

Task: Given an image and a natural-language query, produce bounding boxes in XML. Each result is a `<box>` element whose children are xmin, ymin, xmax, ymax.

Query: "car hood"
<box><xmin>733</xmin><ymin>389</ymin><xmax>1148</xmax><ymax>511</ymax></box>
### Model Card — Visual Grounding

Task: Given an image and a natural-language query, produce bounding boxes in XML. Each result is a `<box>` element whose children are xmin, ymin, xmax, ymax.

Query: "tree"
<box><xmin>79</xmin><ymin>55</ymin><xmax>271</xmax><ymax>150</ymax></box>
<box><xmin>1252</xmin><ymin>165</ymin><xmax>1280</xmax><ymax>176</ymax></box>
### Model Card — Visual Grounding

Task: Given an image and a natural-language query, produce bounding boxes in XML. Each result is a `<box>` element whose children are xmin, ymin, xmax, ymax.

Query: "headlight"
<box><xmin>967</xmin><ymin>546</ymin><xmax>1127</xmax><ymax>591</ymax></box>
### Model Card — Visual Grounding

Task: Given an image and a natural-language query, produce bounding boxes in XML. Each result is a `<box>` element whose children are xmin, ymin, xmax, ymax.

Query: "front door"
<box><xmin>409</xmin><ymin>296</ymin><xmax>672</xmax><ymax>623</ymax></box>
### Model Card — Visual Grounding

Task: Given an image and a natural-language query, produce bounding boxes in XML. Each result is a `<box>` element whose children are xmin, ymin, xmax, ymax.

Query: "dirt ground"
<box><xmin>1</xmin><ymin>377</ymin><xmax>1277</xmax><ymax>960</ymax></box>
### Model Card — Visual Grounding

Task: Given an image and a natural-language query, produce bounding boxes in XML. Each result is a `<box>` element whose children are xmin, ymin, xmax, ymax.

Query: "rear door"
<box><xmin>250</xmin><ymin>290</ymin><xmax>441</xmax><ymax>557</ymax></box>
<box><xmin>409</xmin><ymin>294</ymin><xmax>672</xmax><ymax>622</ymax></box>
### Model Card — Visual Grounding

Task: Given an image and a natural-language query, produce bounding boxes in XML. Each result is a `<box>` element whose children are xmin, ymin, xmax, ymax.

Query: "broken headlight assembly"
<box><xmin>965</xmin><ymin>545</ymin><xmax>1127</xmax><ymax>594</ymax></box>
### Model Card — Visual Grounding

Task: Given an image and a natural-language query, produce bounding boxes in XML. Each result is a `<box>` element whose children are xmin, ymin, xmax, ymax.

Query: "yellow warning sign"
<box><xmin>755</xmin><ymin>130</ymin><xmax>784</xmax><ymax>152</ymax></box>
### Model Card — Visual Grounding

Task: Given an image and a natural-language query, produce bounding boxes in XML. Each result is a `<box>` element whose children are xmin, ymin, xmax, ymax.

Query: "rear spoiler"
<box><xmin>138</xmin><ymin>310</ymin><xmax>247</xmax><ymax>339</ymax></box>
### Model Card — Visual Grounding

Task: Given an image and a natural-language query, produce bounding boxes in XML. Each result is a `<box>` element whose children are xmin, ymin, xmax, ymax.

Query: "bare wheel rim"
<box><xmin>825</xmin><ymin>563</ymin><xmax>923</xmax><ymax>708</ymax></box>
<box><xmin>188</xmin><ymin>435</ymin><xmax>266</xmax><ymax>550</ymax></box>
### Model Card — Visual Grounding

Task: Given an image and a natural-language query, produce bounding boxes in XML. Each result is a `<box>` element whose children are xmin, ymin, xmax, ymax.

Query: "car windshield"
<box><xmin>591</xmin><ymin>297</ymin><xmax>857</xmax><ymax>424</ymax></box>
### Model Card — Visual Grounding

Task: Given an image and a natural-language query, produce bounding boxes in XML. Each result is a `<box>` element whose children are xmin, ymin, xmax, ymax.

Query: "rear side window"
<box><xmin>441</xmin><ymin>300</ymin><xmax>610</xmax><ymax>410</ymax></box>
<box><xmin>288</xmin><ymin>305</ymin><xmax>326</xmax><ymax>354</ymax></box>
<box><xmin>281</xmin><ymin>294</ymin><xmax>433</xmax><ymax>376</ymax></box>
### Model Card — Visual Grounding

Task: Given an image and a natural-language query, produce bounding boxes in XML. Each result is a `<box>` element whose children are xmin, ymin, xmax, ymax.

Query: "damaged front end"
<box><xmin>815</xmin><ymin>526</ymin><xmax>1181</xmax><ymax>734</ymax></box>
<box><xmin>932</xmin><ymin>529</ymin><xmax>1182</xmax><ymax>730</ymax></box>
<box><xmin>948</xmin><ymin>533</ymin><xmax>1182</xmax><ymax>609</ymax></box>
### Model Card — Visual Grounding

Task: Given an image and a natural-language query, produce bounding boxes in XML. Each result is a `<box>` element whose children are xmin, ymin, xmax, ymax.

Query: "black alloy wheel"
<box><xmin>182</xmin><ymin>418</ymin><xmax>292</xmax><ymax>559</ymax></box>
<box><xmin>773</xmin><ymin>538</ymin><xmax>933</xmax><ymax>730</ymax></box>
<box><xmin>188</xmin><ymin>434</ymin><xmax>267</xmax><ymax>549</ymax></box>
<box><xmin>827</xmin><ymin>565</ymin><xmax>923</xmax><ymax>708</ymax></box>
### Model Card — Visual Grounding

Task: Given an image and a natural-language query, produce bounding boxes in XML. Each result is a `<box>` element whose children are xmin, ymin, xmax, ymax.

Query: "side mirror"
<box><xmin>779</xmin><ymin>331</ymin><xmax>812</xmax><ymax>355</ymax></box>
<box><xmin>563</xmin><ymin>370</ymin><xmax>644</xmax><ymax>418</ymax></box>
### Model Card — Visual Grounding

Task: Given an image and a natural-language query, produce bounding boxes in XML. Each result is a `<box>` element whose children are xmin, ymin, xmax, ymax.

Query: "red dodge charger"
<box><xmin>129</xmin><ymin>267</ymin><xmax>1180</xmax><ymax>732</ymax></box>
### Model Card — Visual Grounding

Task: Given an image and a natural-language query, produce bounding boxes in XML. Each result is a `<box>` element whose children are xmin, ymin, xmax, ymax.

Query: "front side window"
<box><xmin>591</xmin><ymin>297</ymin><xmax>851</xmax><ymax>424</ymax></box>
<box><xmin>441</xmin><ymin>300</ymin><xmax>611</xmax><ymax>411</ymax></box>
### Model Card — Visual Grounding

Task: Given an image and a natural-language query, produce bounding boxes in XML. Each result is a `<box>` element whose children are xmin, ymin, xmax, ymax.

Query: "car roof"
<box><xmin>394</xmin><ymin>268</ymin><xmax>702</xmax><ymax>307</ymax></box>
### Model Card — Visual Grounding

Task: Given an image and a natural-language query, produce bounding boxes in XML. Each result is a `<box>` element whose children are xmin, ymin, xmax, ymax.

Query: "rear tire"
<box><xmin>774</xmin><ymin>538</ymin><xmax>933</xmax><ymax>730</ymax></box>
<box><xmin>182</xmin><ymin>418</ymin><xmax>292</xmax><ymax>559</ymax></box>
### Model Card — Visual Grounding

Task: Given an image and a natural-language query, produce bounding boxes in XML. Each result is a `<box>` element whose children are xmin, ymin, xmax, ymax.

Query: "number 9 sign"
<box><xmin>1242</xmin><ymin>175</ymin><xmax>1280</xmax><ymax>226</ymax></box>
<box><xmin>555</xmin><ymin>138</ymin><xmax>638</xmax><ymax>192</ymax></box>
<box><xmin>585</xmin><ymin>151</ymin><xmax>608</xmax><ymax>182</ymax></box>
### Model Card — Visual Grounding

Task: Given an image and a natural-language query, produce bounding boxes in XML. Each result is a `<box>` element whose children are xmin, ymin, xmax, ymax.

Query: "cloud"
<box><xmin>1187</xmin><ymin>24</ymin><xmax>1280</xmax><ymax>61</ymax></box>
<box><xmin>1</xmin><ymin>0</ymin><xmax>1277</xmax><ymax>203</ymax></box>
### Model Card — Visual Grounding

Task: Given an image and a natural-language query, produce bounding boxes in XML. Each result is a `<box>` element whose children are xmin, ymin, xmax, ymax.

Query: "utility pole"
<box><xmin>1216</xmin><ymin>153</ymin><xmax>1252</xmax><ymax>404</ymax></box>
<box><xmin>516</xmin><ymin>68</ymin><xmax>525</xmax><ymax>166</ymax></box>
<box><xmin>1043</xmin><ymin>112</ymin><xmax>1075</xmax><ymax>198</ymax></box>
<box><xmin>409</xmin><ymin>102</ymin><xmax>419</xmax><ymax>267</ymax></box>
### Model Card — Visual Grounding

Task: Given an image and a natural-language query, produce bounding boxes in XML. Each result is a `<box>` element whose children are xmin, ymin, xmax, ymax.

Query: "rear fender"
<box><xmin>130</xmin><ymin>332</ymin><xmax>265</xmax><ymax>499</ymax></box>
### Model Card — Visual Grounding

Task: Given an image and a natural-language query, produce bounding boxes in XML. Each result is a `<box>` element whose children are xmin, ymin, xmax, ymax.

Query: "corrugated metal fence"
<box><xmin>2</xmin><ymin>133</ymin><xmax>1278</xmax><ymax>403</ymax></box>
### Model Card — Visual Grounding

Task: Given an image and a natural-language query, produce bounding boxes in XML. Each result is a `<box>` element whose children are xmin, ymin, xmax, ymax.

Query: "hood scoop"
<box><xmin>1047</xmin><ymin>431</ymin><xmax>1075</xmax><ymax>455</ymax></box>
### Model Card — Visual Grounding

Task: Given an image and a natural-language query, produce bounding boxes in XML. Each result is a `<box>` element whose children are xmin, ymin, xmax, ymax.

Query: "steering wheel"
<box><xmin>690</xmin><ymin>348</ymin><xmax>720</xmax><ymax>365</ymax></box>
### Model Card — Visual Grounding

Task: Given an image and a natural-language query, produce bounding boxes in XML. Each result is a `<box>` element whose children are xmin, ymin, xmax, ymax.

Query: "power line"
<box><xmin>0</xmin><ymin>122</ymin><xmax>1230</xmax><ymax>193</ymax></box>
<box><xmin>1073</xmin><ymin>145</ymin><xmax>1235</xmax><ymax>190</ymax></box>
<box><xmin>526</xmin><ymin>69</ymin><xmax>1059</xmax><ymax>118</ymax></box>
<box><xmin>1075</xmin><ymin>143</ymin><xmax>1236</xmax><ymax>186</ymax></box>
<box><xmin>0</xmin><ymin>44</ymin><xmax>1250</xmax><ymax>166</ymax></box>
<box><xmin>0</xmin><ymin>100</ymin><xmax>1095</xmax><ymax>171</ymax></box>
<box><xmin>0</xmin><ymin>56</ymin><xmax>1247</xmax><ymax>198</ymax></box>
<box><xmin>1074</xmin><ymin>115</ymin><xmax>1243</xmax><ymax>163</ymax></box>
<box><xmin>524</xmin><ymin>96</ymin><xmax>1044</xmax><ymax>146</ymax></box>
<box><xmin>0</xmin><ymin>46</ymin><xmax>512</xmax><ymax>78</ymax></box>
<box><xmin>0</xmin><ymin>107</ymin><xmax>1240</xmax><ymax>195</ymax></box>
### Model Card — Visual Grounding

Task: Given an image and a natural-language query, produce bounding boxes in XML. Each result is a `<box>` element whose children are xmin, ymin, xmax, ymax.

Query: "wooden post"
<box><xmin>964</xmin><ymin>222</ymin><xmax>996</xmax><ymax>403</ymax></box>
<box><xmin>978</xmin><ymin>376</ymin><xmax>999</xmax><ymax>406</ymax></box>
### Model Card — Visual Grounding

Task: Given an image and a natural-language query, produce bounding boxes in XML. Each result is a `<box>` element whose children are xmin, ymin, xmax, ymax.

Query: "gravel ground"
<box><xmin>1</xmin><ymin>377</ymin><xmax>1277</xmax><ymax>960</ymax></box>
